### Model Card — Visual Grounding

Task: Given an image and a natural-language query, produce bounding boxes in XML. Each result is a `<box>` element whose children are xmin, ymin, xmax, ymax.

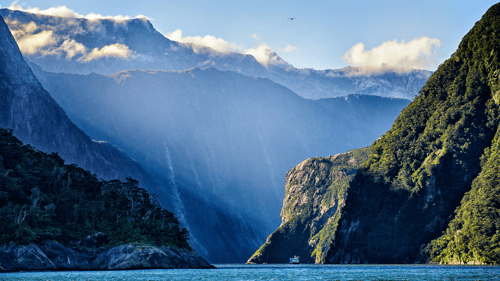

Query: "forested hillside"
<box><xmin>0</xmin><ymin>128</ymin><xmax>190</xmax><ymax>249</ymax></box>
<box><xmin>328</xmin><ymin>3</ymin><xmax>500</xmax><ymax>264</ymax></box>
<box><xmin>29</xmin><ymin>60</ymin><xmax>409</xmax><ymax>262</ymax></box>
<box><xmin>422</xmin><ymin>125</ymin><xmax>500</xmax><ymax>264</ymax></box>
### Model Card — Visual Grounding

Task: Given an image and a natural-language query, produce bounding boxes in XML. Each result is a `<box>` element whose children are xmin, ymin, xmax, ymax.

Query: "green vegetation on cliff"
<box><xmin>0</xmin><ymin>128</ymin><xmax>190</xmax><ymax>249</ymax></box>
<box><xmin>422</xmin><ymin>125</ymin><xmax>500</xmax><ymax>264</ymax></box>
<box><xmin>328</xmin><ymin>3</ymin><xmax>500</xmax><ymax>264</ymax></box>
<box><xmin>247</xmin><ymin>147</ymin><xmax>370</xmax><ymax>264</ymax></box>
<box><xmin>420</xmin><ymin>5</ymin><xmax>500</xmax><ymax>265</ymax></box>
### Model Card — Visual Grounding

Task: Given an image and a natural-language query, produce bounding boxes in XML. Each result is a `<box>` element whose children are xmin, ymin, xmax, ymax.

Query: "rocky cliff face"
<box><xmin>0</xmin><ymin>13</ymin><xmax>159</xmax><ymax>193</ymax></box>
<box><xmin>0</xmin><ymin>126</ymin><xmax>214</xmax><ymax>271</ymax></box>
<box><xmin>0</xmin><ymin>8</ymin><xmax>430</xmax><ymax>100</ymax></box>
<box><xmin>30</xmin><ymin>63</ymin><xmax>410</xmax><ymax>263</ymax></box>
<box><xmin>0</xmin><ymin>9</ymin><xmax>416</xmax><ymax>263</ymax></box>
<box><xmin>0</xmin><ymin>241</ymin><xmax>214</xmax><ymax>272</ymax></box>
<box><xmin>327</xmin><ymin>3</ymin><xmax>500</xmax><ymax>264</ymax></box>
<box><xmin>247</xmin><ymin>147</ymin><xmax>370</xmax><ymax>264</ymax></box>
<box><xmin>0</xmin><ymin>14</ymin><xmax>254</xmax><ymax>264</ymax></box>
<box><xmin>0</xmin><ymin>11</ymin><xmax>210</xmax><ymax>266</ymax></box>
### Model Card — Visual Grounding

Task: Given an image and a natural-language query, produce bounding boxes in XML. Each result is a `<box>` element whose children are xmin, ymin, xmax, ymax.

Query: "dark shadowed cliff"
<box><xmin>30</xmin><ymin>63</ymin><xmax>410</xmax><ymax>263</ymax></box>
<box><xmin>0</xmin><ymin>13</ymin><xmax>159</xmax><ymax>192</ymax></box>
<box><xmin>0</xmin><ymin>13</ymin><xmax>264</xmax><ymax>263</ymax></box>
<box><xmin>247</xmin><ymin>147</ymin><xmax>370</xmax><ymax>264</ymax></box>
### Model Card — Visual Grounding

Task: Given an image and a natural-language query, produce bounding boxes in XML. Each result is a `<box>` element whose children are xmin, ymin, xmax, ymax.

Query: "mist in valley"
<box><xmin>1</xmin><ymin>7</ymin><xmax>419</xmax><ymax>263</ymax></box>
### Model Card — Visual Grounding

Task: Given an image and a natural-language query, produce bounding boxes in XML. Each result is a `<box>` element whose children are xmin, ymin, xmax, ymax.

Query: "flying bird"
<box><xmin>287</xmin><ymin>17</ymin><xmax>297</xmax><ymax>20</ymax></box>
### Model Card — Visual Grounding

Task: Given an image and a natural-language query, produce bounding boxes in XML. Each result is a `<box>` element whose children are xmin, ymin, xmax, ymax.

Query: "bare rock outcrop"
<box><xmin>0</xmin><ymin>241</ymin><xmax>214</xmax><ymax>272</ymax></box>
<box><xmin>247</xmin><ymin>147</ymin><xmax>370</xmax><ymax>264</ymax></box>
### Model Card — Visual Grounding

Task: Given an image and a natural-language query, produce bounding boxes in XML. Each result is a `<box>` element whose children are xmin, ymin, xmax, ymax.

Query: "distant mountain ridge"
<box><xmin>0</xmin><ymin>11</ymin><xmax>262</xmax><ymax>264</ymax></box>
<box><xmin>248</xmin><ymin>2</ymin><xmax>500</xmax><ymax>266</ymax></box>
<box><xmin>0</xmin><ymin>7</ymin><xmax>428</xmax><ymax>263</ymax></box>
<box><xmin>0</xmin><ymin>12</ymin><xmax>215</xmax><ymax>270</ymax></box>
<box><xmin>0</xmin><ymin>8</ymin><xmax>431</xmax><ymax>100</ymax></box>
<box><xmin>30</xmin><ymin>62</ymin><xmax>411</xmax><ymax>263</ymax></box>
<box><xmin>0</xmin><ymin>13</ymin><xmax>156</xmax><ymax>189</ymax></box>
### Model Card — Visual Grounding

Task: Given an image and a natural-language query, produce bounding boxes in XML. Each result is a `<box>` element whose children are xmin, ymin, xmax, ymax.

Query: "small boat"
<box><xmin>289</xmin><ymin>255</ymin><xmax>300</xmax><ymax>264</ymax></box>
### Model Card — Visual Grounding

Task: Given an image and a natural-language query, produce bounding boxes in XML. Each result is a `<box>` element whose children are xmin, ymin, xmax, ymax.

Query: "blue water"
<box><xmin>1</xmin><ymin>264</ymin><xmax>499</xmax><ymax>280</ymax></box>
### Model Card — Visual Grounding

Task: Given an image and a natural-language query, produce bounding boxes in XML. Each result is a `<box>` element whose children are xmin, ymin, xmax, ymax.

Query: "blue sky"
<box><xmin>1</xmin><ymin>0</ymin><xmax>499</xmax><ymax>70</ymax></box>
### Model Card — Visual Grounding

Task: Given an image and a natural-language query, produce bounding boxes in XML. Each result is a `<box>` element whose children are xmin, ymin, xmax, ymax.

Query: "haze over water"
<box><xmin>2</xmin><ymin>264</ymin><xmax>500</xmax><ymax>280</ymax></box>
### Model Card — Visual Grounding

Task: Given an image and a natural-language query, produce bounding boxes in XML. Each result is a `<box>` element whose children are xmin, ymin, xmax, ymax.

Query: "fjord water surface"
<box><xmin>2</xmin><ymin>264</ymin><xmax>499</xmax><ymax>280</ymax></box>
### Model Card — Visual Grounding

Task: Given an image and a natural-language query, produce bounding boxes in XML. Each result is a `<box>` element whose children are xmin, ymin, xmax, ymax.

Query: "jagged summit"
<box><xmin>0</xmin><ymin>12</ymin><xmax>40</xmax><ymax>87</ymax></box>
<box><xmin>0</xmin><ymin>13</ymin><xmax>158</xmax><ymax>196</ymax></box>
<box><xmin>0</xmin><ymin>9</ymin><xmax>169</xmax><ymax>51</ymax></box>
<box><xmin>1</xmin><ymin>8</ymin><xmax>430</xmax><ymax>100</ymax></box>
<box><xmin>0</xmin><ymin>7</ymin><xmax>266</xmax><ymax>75</ymax></box>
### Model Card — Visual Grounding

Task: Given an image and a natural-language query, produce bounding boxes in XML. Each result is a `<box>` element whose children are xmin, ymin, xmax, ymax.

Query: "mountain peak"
<box><xmin>2</xmin><ymin>8</ymin><xmax>430</xmax><ymax>100</ymax></box>
<box><xmin>0</xmin><ymin>14</ymin><xmax>40</xmax><ymax>88</ymax></box>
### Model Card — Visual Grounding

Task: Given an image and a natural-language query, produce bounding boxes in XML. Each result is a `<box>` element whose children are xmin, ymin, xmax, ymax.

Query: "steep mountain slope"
<box><xmin>327</xmin><ymin>3</ymin><xmax>500</xmax><ymax>264</ymax></box>
<box><xmin>420</xmin><ymin>5</ymin><xmax>500</xmax><ymax>265</ymax></box>
<box><xmin>0</xmin><ymin>127</ymin><xmax>190</xmax><ymax>248</ymax></box>
<box><xmin>247</xmin><ymin>147</ymin><xmax>370</xmax><ymax>264</ymax></box>
<box><xmin>0</xmin><ymin>8</ymin><xmax>430</xmax><ymax>100</ymax></box>
<box><xmin>0</xmin><ymin>12</ymin><xmax>227</xmax><ymax>265</ymax></box>
<box><xmin>422</xmin><ymin>126</ymin><xmax>500</xmax><ymax>264</ymax></box>
<box><xmin>0</xmin><ymin>13</ymin><xmax>267</xmax><ymax>263</ymax></box>
<box><xmin>30</xmin><ymin>64</ymin><xmax>410</xmax><ymax>262</ymax></box>
<box><xmin>0</xmin><ymin>128</ymin><xmax>213</xmax><ymax>271</ymax></box>
<box><xmin>0</xmin><ymin>13</ymin><xmax>158</xmax><ymax>192</ymax></box>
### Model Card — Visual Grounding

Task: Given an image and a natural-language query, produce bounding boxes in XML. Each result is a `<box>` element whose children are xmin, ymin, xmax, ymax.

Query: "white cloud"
<box><xmin>342</xmin><ymin>37</ymin><xmax>441</xmax><ymax>70</ymax></box>
<box><xmin>5</xmin><ymin>1</ymin><xmax>287</xmax><ymax>67</ymax></box>
<box><xmin>8</xmin><ymin>19</ymin><xmax>36</xmax><ymax>37</ymax></box>
<box><xmin>251</xmin><ymin>33</ymin><xmax>260</xmax><ymax>41</ymax></box>
<box><xmin>59</xmin><ymin>39</ymin><xmax>87</xmax><ymax>59</ymax></box>
<box><xmin>17</xmin><ymin>30</ymin><xmax>56</xmax><ymax>54</ymax></box>
<box><xmin>6</xmin><ymin>1</ymin><xmax>149</xmax><ymax>22</ymax></box>
<box><xmin>6</xmin><ymin>20</ymin><xmax>57</xmax><ymax>54</ymax></box>
<box><xmin>166</xmin><ymin>29</ymin><xmax>280</xmax><ymax>66</ymax></box>
<box><xmin>35</xmin><ymin>39</ymin><xmax>87</xmax><ymax>58</ymax></box>
<box><xmin>244</xmin><ymin>43</ymin><xmax>274</xmax><ymax>65</ymax></box>
<box><xmin>283</xmin><ymin>45</ymin><xmax>298</xmax><ymax>53</ymax></box>
<box><xmin>166</xmin><ymin>29</ymin><xmax>241</xmax><ymax>53</ymax></box>
<box><xmin>4</xmin><ymin>2</ymin><xmax>141</xmax><ymax>62</ymax></box>
<box><xmin>82</xmin><ymin>43</ymin><xmax>133</xmax><ymax>62</ymax></box>
<box><xmin>5</xmin><ymin>18</ymin><xmax>133</xmax><ymax>62</ymax></box>
<box><xmin>7</xmin><ymin>1</ymin><xmax>82</xmax><ymax>18</ymax></box>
